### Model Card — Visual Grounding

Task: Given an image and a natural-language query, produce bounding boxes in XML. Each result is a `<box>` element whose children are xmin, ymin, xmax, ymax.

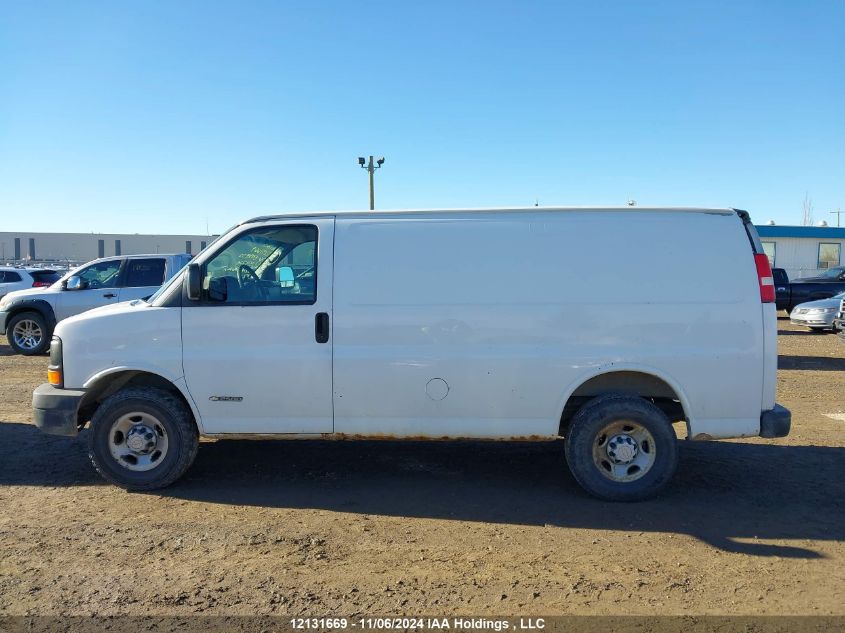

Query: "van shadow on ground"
<box><xmin>1</xmin><ymin>421</ymin><xmax>842</xmax><ymax>559</ymax></box>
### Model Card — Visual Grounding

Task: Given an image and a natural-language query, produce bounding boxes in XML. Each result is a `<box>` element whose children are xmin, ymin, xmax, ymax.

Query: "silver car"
<box><xmin>790</xmin><ymin>291</ymin><xmax>845</xmax><ymax>332</ymax></box>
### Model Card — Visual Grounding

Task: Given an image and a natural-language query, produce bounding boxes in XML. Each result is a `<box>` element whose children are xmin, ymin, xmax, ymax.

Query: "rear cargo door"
<box><xmin>737</xmin><ymin>210</ymin><xmax>777</xmax><ymax>413</ymax></box>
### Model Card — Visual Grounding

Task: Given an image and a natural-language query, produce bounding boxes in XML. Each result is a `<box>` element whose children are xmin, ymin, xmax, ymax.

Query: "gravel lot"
<box><xmin>1</xmin><ymin>318</ymin><xmax>843</xmax><ymax>616</ymax></box>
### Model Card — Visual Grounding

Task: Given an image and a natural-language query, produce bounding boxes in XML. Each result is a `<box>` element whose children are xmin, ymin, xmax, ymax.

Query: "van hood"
<box><xmin>60</xmin><ymin>298</ymin><xmax>149</xmax><ymax>326</ymax></box>
<box><xmin>53</xmin><ymin>297</ymin><xmax>182</xmax><ymax>391</ymax></box>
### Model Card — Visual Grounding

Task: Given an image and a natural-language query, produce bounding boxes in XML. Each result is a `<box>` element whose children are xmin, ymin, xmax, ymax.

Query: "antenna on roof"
<box><xmin>627</xmin><ymin>199</ymin><xmax>637</xmax><ymax>207</ymax></box>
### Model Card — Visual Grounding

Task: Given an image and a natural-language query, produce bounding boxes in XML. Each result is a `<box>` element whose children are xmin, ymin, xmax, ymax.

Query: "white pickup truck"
<box><xmin>31</xmin><ymin>207</ymin><xmax>790</xmax><ymax>500</ymax></box>
<box><xmin>1</xmin><ymin>253</ymin><xmax>191</xmax><ymax>355</ymax></box>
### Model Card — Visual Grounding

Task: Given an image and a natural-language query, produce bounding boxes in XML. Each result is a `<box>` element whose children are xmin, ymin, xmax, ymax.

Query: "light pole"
<box><xmin>358</xmin><ymin>155</ymin><xmax>385</xmax><ymax>210</ymax></box>
<box><xmin>831</xmin><ymin>208</ymin><xmax>842</xmax><ymax>227</ymax></box>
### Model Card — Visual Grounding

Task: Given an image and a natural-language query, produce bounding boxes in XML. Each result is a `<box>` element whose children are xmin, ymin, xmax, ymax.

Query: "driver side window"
<box><xmin>77</xmin><ymin>260</ymin><xmax>121</xmax><ymax>289</ymax></box>
<box><xmin>203</xmin><ymin>225</ymin><xmax>318</xmax><ymax>305</ymax></box>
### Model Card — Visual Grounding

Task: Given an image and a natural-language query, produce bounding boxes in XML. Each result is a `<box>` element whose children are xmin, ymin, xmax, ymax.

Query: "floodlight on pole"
<box><xmin>358</xmin><ymin>155</ymin><xmax>385</xmax><ymax>210</ymax></box>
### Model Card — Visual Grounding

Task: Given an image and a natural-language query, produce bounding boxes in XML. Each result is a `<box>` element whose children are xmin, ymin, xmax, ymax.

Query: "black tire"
<box><xmin>88</xmin><ymin>387</ymin><xmax>198</xmax><ymax>490</ymax></box>
<box><xmin>564</xmin><ymin>394</ymin><xmax>678</xmax><ymax>501</ymax></box>
<box><xmin>6</xmin><ymin>311</ymin><xmax>51</xmax><ymax>355</ymax></box>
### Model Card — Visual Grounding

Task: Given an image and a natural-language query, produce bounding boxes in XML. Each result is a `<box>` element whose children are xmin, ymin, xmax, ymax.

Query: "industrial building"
<box><xmin>2</xmin><ymin>223</ymin><xmax>843</xmax><ymax>280</ymax></box>
<box><xmin>755</xmin><ymin>224</ymin><xmax>845</xmax><ymax>279</ymax></box>
<box><xmin>0</xmin><ymin>231</ymin><xmax>216</xmax><ymax>267</ymax></box>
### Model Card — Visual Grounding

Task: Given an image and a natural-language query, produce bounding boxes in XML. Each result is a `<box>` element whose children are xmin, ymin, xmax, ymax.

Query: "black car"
<box><xmin>773</xmin><ymin>267</ymin><xmax>845</xmax><ymax>313</ymax></box>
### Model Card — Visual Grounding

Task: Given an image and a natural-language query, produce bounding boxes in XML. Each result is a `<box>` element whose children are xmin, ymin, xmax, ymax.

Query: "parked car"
<box><xmin>833</xmin><ymin>295</ymin><xmax>845</xmax><ymax>340</ymax></box>
<box><xmin>789</xmin><ymin>291</ymin><xmax>845</xmax><ymax>332</ymax></box>
<box><xmin>31</xmin><ymin>207</ymin><xmax>789</xmax><ymax>501</ymax></box>
<box><xmin>773</xmin><ymin>267</ymin><xmax>845</xmax><ymax>313</ymax></box>
<box><xmin>0</xmin><ymin>253</ymin><xmax>191</xmax><ymax>355</ymax></box>
<box><xmin>0</xmin><ymin>267</ymin><xmax>61</xmax><ymax>300</ymax></box>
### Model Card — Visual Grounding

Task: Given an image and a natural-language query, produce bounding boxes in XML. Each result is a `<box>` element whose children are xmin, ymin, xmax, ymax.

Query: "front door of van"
<box><xmin>181</xmin><ymin>218</ymin><xmax>334</xmax><ymax>434</ymax></box>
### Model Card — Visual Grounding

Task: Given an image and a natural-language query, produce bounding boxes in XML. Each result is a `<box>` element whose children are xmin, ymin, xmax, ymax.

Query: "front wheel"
<box><xmin>564</xmin><ymin>394</ymin><xmax>678</xmax><ymax>501</ymax></box>
<box><xmin>7</xmin><ymin>311</ymin><xmax>51</xmax><ymax>355</ymax></box>
<box><xmin>88</xmin><ymin>387</ymin><xmax>199</xmax><ymax>490</ymax></box>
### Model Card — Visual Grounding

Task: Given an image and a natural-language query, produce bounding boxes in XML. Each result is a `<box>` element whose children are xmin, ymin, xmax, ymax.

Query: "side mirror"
<box><xmin>186</xmin><ymin>263</ymin><xmax>201</xmax><ymax>300</ymax></box>
<box><xmin>64</xmin><ymin>275</ymin><xmax>86</xmax><ymax>291</ymax></box>
<box><xmin>208</xmin><ymin>277</ymin><xmax>228</xmax><ymax>302</ymax></box>
<box><xmin>277</xmin><ymin>266</ymin><xmax>295</xmax><ymax>288</ymax></box>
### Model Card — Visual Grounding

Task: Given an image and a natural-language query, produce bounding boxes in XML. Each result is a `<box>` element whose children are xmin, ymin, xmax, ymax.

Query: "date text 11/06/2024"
<box><xmin>290</xmin><ymin>617</ymin><xmax>546</xmax><ymax>630</ymax></box>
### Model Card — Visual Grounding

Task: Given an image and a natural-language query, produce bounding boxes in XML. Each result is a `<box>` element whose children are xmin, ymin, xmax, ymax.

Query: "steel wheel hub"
<box><xmin>607</xmin><ymin>434</ymin><xmax>638</xmax><ymax>464</ymax></box>
<box><xmin>592</xmin><ymin>420</ymin><xmax>657</xmax><ymax>483</ymax></box>
<box><xmin>126</xmin><ymin>425</ymin><xmax>158</xmax><ymax>454</ymax></box>
<box><xmin>108</xmin><ymin>412</ymin><xmax>169</xmax><ymax>472</ymax></box>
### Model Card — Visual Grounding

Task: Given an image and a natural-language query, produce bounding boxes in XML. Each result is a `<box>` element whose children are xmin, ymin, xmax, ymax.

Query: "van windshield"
<box><xmin>146</xmin><ymin>267</ymin><xmax>184</xmax><ymax>304</ymax></box>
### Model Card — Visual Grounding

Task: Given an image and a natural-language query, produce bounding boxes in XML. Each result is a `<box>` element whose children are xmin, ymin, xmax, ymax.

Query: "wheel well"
<box><xmin>78</xmin><ymin>371</ymin><xmax>196</xmax><ymax>431</ymax></box>
<box><xmin>6</xmin><ymin>302</ymin><xmax>55</xmax><ymax>330</ymax></box>
<box><xmin>559</xmin><ymin>371</ymin><xmax>687</xmax><ymax>436</ymax></box>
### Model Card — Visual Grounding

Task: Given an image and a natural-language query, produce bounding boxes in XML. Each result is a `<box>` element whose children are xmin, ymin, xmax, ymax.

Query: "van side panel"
<box><xmin>332</xmin><ymin>211</ymin><xmax>763</xmax><ymax>439</ymax></box>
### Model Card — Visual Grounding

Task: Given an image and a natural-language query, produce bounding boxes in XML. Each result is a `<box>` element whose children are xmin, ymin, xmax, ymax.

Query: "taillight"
<box><xmin>32</xmin><ymin>281</ymin><xmax>50</xmax><ymax>287</ymax></box>
<box><xmin>755</xmin><ymin>253</ymin><xmax>775</xmax><ymax>303</ymax></box>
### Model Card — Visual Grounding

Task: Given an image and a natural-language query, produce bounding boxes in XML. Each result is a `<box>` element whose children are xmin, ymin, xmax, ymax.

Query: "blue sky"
<box><xmin>1</xmin><ymin>1</ymin><xmax>843</xmax><ymax>234</ymax></box>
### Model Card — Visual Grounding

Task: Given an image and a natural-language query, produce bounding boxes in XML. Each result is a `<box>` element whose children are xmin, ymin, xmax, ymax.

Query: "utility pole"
<box><xmin>358</xmin><ymin>155</ymin><xmax>385</xmax><ymax>210</ymax></box>
<box><xmin>831</xmin><ymin>208</ymin><xmax>842</xmax><ymax>227</ymax></box>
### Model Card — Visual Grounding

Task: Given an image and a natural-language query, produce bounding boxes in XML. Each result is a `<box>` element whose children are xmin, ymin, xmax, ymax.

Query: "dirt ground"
<box><xmin>0</xmin><ymin>319</ymin><xmax>843</xmax><ymax>617</ymax></box>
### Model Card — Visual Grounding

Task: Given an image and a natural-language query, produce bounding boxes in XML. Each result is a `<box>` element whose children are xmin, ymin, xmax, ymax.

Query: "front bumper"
<box><xmin>32</xmin><ymin>383</ymin><xmax>86</xmax><ymax>437</ymax></box>
<box><xmin>760</xmin><ymin>404</ymin><xmax>791</xmax><ymax>438</ymax></box>
<box><xmin>790</xmin><ymin>314</ymin><xmax>836</xmax><ymax>328</ymax></box>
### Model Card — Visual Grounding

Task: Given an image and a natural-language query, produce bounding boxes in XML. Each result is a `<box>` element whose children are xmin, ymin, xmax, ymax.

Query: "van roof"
<box><xmin>242</xmin><ymin>206</ymin><xmax>739</xmax><ymax>224</ymax></box>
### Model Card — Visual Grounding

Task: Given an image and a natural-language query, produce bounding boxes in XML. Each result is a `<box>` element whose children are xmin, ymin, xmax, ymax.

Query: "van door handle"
<box><xmin>103</xmin><ymin>293</ymin><xmax>117</xmax><ymax>298</ymax></box>
<box><xmin>315</xmin><ymin>312</ymin><xmax>329</xmax><ymax>344</ymax></box>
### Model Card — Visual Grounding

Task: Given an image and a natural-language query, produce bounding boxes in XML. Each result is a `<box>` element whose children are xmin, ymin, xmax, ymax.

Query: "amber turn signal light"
<box><xmin>47</xmin><ymin>367</ymin><xmax>62</xmax><ymax>386</ymax></box>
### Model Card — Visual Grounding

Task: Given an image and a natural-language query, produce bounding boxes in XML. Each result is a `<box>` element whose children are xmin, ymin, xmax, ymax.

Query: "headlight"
<box><xmin>47</xmin><ymin>336</ymin><xmax>63</xmax><ymax>387</ymax></box>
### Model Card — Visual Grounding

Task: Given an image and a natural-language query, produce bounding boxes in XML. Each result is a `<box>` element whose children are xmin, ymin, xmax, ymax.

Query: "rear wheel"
<box><xmin>88</xmin><ymin>387</ymin><xmax>198</xmax><ymax>490</ymax></box>
<box><xmin>7</xmin><ymin>311</ymin><xmax>50</xmax><ymax>355</ymax></box>
<box><xmin>564</xmin><ymin>394</ymin><xmax>678</xmax><ymax>501</ymax></box>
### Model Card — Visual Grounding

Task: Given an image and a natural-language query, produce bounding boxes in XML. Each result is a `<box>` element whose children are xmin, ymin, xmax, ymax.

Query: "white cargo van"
<box><xmin>32</xmin><ymin>207</ymin><xmax>790</xmax><ymax>500</ymax></box>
